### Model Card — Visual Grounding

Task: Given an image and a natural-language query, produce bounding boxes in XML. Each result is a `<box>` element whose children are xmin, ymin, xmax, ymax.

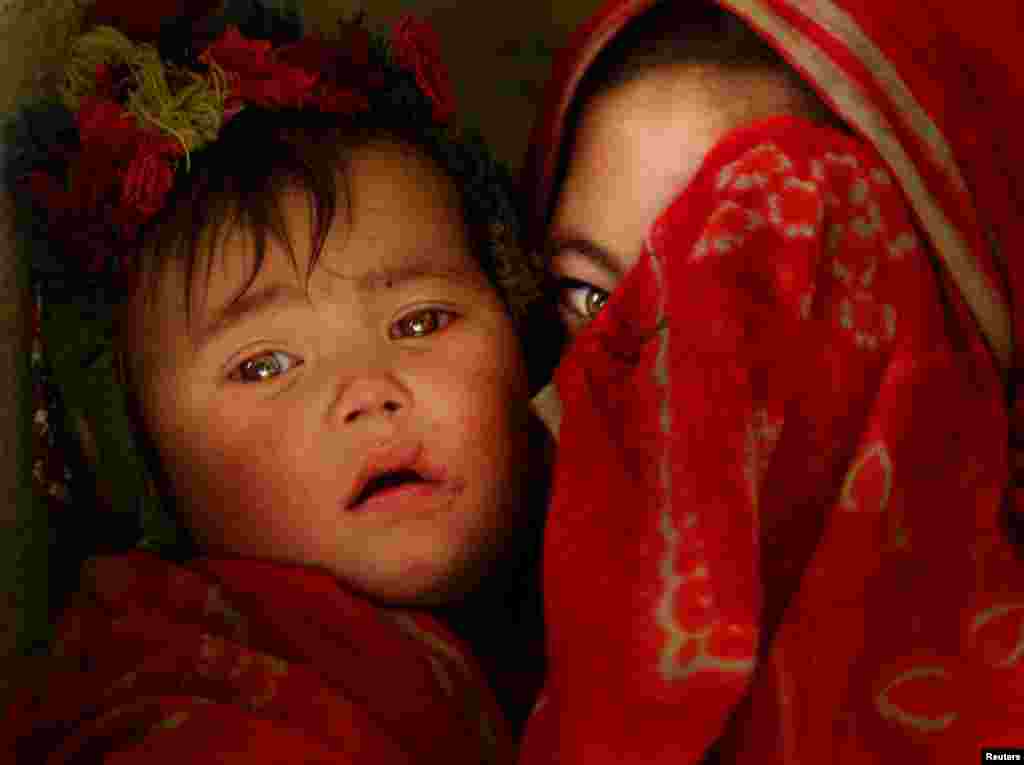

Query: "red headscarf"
<box><xmin>521</xmin><ymin>1</ymin><xmax>1024</xmax><ymax>762</ymax></box>
<box><xmin>524</xmin><ymin>0</ymin><xmax>1022</xmax><ymax>373</ymax></box>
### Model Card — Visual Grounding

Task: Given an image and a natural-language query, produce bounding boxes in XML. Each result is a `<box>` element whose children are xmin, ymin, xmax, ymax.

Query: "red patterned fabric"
<box><xmin>519</xmin><ymin>0</ymin><xmax>1024</xmax><ymax>761</ymax></box>
<box><xmin>519</xmin><ymin>115</ymin><xmax>1022</xmax><ymax>762</ymax></box>
<box><xmin>4</xmin><ymin>551</ymin><xmax>512</xmax><ymax>764</ymax></box>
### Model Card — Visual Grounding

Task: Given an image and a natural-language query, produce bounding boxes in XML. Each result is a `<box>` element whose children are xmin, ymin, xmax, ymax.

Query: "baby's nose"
<box><xmin>344</xmin><ymin>397</ymin><xmax>402</xmax><ymax>424</ymax></box>
<box><xmin>335</xmin><ymin>375</ymin><xmax>410</xmax><ymax>425</ymax></box>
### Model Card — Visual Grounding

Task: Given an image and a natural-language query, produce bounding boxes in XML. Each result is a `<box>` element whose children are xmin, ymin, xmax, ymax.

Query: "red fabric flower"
<box><xmin>72</xmin><ymin>99</ymin><xmax>183</xmax><ymax>221</ymax></box>
<box><xmin>121</xmin><ymin>151</ymin><xmax>175</xmax><ymax>219</ymax></box>
<box><xmin>34</xmin><ymin>19</ymin><xmax>453</xmax><ymax>278</ymax></box>
<box><xmin>243</xmin><ymin>70</ymin><xmax>318</xmax><ymax>109</ymax></box>
<box><xmin>76</xmin><ymin>97</ymin><xmax>139</xmax><ymax>156</ymax></box>
<box><xmin>390</xmin><ymin>15</ymin><xmax>456</xmax><ymax>123</ymax></box>
<box><xmin>65</xmin><ymin>142</ymin><xmax>130</xmax><ymax>221</ymax></box>
<box><xmin>201</xmin><ymin>26</ymin><xmax>319</xmax><ymax>110</ymax></box>
<box><xmin>27</xmin><ymin>96</ymin><xmax>183</xmax><ymax>272</ymax></box>
<box><xmin>277</xmin><ymin>22</ymin><xmax>385</xmax><ymax>93</ymax></box>
<box><xmin>275</xmin><ymin>34</ymin><xmax>378</xmax><ymax>115</ymax></box>
<box><xmin>200</xmin><ymin>26</ymin><xmax>273</xmax><ymax>72</ymax></box>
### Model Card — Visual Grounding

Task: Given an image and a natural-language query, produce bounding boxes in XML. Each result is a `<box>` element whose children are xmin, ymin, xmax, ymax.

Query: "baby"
<box><xmin>122</xmin><ymin>112</ymin><xmax>537</xmax><ymax>610</ymax></box>
<box><xmin>5</xmin><ymin>8</ymin><xmax>547</xmax><ymax>763</ymax></box>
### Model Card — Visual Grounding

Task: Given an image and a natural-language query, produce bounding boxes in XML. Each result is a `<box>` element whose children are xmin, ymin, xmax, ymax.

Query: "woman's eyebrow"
<box><xmin>547</xmin><ymin>235</ymin><xmax>622</xmax><ymax>277</ymax></box>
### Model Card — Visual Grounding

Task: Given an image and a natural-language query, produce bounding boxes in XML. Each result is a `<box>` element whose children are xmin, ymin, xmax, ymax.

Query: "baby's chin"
<box><xmin>324</xmin><ymin>494</ymin><xmax>521</xmax><ymax>608</ymax></box>
<box><xmin>326</xmin><ymin>544</ymin><xmax>498</xmax><ymax>609</ymax></box>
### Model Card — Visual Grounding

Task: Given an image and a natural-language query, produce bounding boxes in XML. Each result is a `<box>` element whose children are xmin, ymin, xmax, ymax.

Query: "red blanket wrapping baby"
<box><xmin>520</xmin><ymin>116</ymin><xmax>1023</xmax><ymax>763</ymax></box>
<box><xmin>4</xmin><ymin>551</ymin><xmax>512</xmax><ymax>763</ymax></box>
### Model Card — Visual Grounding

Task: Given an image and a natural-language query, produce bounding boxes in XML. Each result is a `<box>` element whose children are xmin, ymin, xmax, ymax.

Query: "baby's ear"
<box><xmin>529</xmin><ymin>383</ymin><xmax>561</xmax><ymax>443</ymax></box>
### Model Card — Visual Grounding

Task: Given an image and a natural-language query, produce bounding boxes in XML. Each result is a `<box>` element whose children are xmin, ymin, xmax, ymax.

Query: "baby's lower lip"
<box><xmin>346</xmin><ymin>481</ymin><xmax>449</xmax><ymax>514</ymax></box>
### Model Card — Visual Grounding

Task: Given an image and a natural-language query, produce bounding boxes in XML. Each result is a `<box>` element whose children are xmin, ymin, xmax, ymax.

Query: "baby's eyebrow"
<box><xmin>351</xmin><ymin>258</ymin><xmax>473</xmax><ymax>292</ymax></box>
<box><xmin>195</xmin><ymin>283</ymin><xmax>309</xmax><ymax>349</ymax></box>
<box><xmin>194</xmin><ymin>255</ymin><xmax>478</xmax><ymax>349</ymax></box>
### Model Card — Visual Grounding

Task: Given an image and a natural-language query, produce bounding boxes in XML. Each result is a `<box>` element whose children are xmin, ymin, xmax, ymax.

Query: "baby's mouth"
<box><xmin>344</xmin><ymin>443</ymin><xmax>457</xmax><ymax>513</ymax></box>
<box><xmin>348</xmin><ymin>469</ymin><xmax>428</xmax><ymax>509</ymax></box>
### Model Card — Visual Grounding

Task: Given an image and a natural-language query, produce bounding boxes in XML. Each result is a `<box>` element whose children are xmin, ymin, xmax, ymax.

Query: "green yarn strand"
<box><xmin>61</xmin><ymin>26</ymin><xmax>136</xmax><ymax>110</ymax></box>
<box><xmin>61</xmin><ymin>26</ymin><xmax>227</xmax><ymax>161</ymax></box>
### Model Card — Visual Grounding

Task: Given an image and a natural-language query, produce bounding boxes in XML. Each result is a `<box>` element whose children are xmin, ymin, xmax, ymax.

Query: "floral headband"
<box><xmin>13</xmin><ymin>4</ymin><xmax>521</xmax><ymax>279</ymax></box>
<box><xmin>6</xmin><ymin>0</ymin><xmax>544</xmax><ymax>562</ymax></box>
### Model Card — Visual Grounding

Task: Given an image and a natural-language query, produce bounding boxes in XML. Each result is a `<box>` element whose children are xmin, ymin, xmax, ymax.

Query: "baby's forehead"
<box><xmin>136</xmin><ymin>138</ymin><xmax>494</xmax><ymax>344</ymax></box>
<box><xmin>204</xmin><ymin>155</ymin><xmax>474</xmax><ymax>276</ymax></box>
<box><xmin>195</xmin><ymin>236</ymin><xmax>481</xmax><ymax>319</ymax></box>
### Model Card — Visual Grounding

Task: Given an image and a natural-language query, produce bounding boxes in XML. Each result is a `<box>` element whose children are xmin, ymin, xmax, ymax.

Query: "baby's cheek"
<box><xmin>449</xmin><ymin>341</ymin><xmax>531</xmax><ymax>509</ymax></box>
<box><xmin>171</xmin><ymin>417</ymin><xmax>318</xmax><ymax>556</ymax></box>
<box><xmin>449</xmin><ymin>350</ymin><xmax>523</xmax><ymax>450</ymax></box>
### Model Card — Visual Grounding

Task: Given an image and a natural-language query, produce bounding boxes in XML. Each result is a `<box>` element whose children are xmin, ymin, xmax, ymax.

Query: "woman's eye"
<box><xmin>390</xmin><ymin>308</ymin><xmax>455</xmax><ymax>340</ymax></box>
<box><xmin>231</xmin><ymin>351</ymin><xmax>302</xmax><ymax>383</ymax></box>
<box><xmin>558</xmin><ymin>278</ymin><xmax>610</xmax><ymax>323</ymax></box>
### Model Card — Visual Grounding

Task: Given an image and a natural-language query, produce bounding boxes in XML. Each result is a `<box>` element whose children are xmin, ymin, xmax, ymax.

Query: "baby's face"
<box><xmin>131</xmin><ymin>140</ymin><xmax>532</xmax><ymax>605</ymax></box>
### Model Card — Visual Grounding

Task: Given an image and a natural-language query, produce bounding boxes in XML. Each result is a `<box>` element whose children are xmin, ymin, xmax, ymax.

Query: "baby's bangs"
<box><xmin>136</xmin><ymin>110</ymin><xmax>354</xmax><ymax>328</ymax></box>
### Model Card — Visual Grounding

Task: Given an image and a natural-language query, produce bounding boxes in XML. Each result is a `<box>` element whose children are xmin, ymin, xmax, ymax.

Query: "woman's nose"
<box><xmin>333</xmin><ymin>374</ymin><xmax>411</xmax><ymax>425</ymax></box>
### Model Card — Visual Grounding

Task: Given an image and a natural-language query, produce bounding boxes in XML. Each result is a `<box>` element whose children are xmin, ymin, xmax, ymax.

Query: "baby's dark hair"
<box><xmin>129</xmin><ymin>106</ymin><xmax>539</xmax><ymax>345</ymax></box>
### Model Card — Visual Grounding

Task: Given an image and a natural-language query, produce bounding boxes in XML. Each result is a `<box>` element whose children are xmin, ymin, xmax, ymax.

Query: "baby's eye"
<box><xmin>558</xmin><ymin>278</ymin><xmax>610</xmax><ymax>324</ymax></box>
<box><xmin>231</xmin><ymin>351</ymin><xmax>302</xmax><ymax>383</ymax></box>
<box><xmin>390</xmin><ymin>308</ymin><xmax>455</xmax><ymax>340</ymax></box>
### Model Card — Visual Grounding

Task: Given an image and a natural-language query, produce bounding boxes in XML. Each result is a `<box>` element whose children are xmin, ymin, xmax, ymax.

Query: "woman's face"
<box><xmin>549</xmin><ymin>64</ymin><xmax>812</xmax><ymax>335</ymax></box>
<box><xmin>129</xmin><ymin>140</ymin><xmax>533</xmax><ymax>606</ymax></box>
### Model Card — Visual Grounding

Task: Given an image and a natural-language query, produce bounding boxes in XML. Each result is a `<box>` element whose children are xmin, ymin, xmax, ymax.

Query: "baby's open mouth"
<box><xmin>348</xmin><ymin>469</ymin><xmax>428</xmax><ymax>509</ymax></box>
